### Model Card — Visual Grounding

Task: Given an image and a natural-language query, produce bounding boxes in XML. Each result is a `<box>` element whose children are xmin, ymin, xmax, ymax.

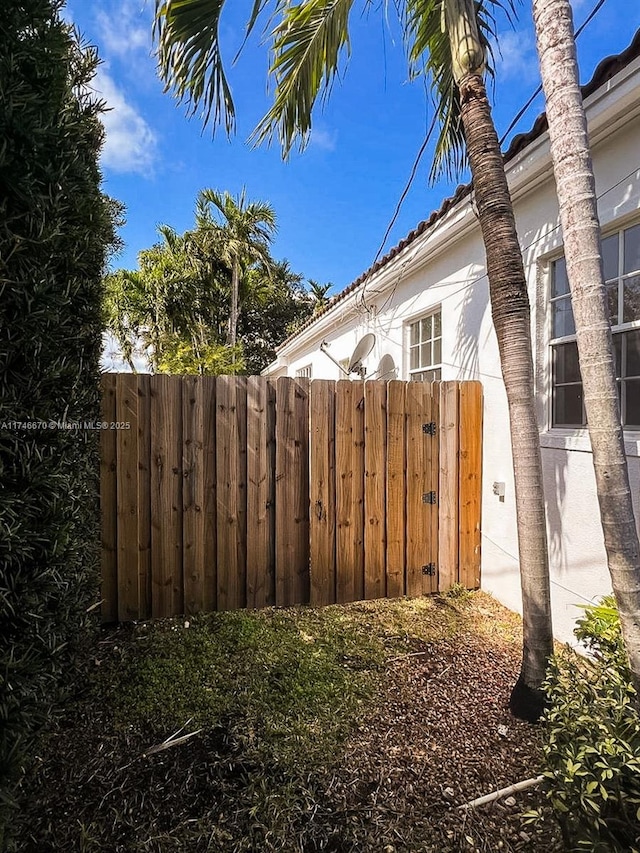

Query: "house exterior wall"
<box><xmin>266</xmin><ymin>56</ymin><xmax>640</xmax><ymax>646</ymax></box>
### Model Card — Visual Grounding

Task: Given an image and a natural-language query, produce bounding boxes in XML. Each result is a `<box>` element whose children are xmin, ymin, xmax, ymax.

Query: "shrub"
<box><xmin>534</xmin><ymin>597</ymin><xmax>640</xmax><ymax>851</ymax></box>
<box><xmin>0</xmin><ymin>0</ymin><xmax>118</xmax><ymax>836</ymax></box>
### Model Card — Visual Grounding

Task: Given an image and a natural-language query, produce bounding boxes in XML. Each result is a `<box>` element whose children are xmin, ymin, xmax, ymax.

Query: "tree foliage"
<box><xmin>195</xmin><ymin>187</ymin><xmax>277</xmax><ymax>348</ymax></box>
<box><xmin>154</xmin><ymin>0</ymin><xmax>512</xmax><ymax>180</ymax></box>
<box><xmin>308</xmin><ymin>279</ymin><xmax>333</xmax><ymax>314</ymax></box>
<box><xmin>104</xmin><ymin>194</ymin><xmax>316</xmax><ymax>375</ymax></box>
<box><xmin>0</xmin><ymin>0</ymin><xmax>118</xmax><ymax>832</ymax></box>
<box><xmin>239</xmin><ymin>260</ymin><xmax>320</xmax><ymax>374</ymax></box>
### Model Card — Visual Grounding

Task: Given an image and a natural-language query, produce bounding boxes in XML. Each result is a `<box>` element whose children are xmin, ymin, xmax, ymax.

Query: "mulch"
<box><xmin>10</xmin><ymin>595</ymin><xmax>564</xmax><ymax>852</ymax></box>
<box><xmin>321</xmin><ymin>614</ymin><xmax>563</xmax><ymax>850</ymax></box>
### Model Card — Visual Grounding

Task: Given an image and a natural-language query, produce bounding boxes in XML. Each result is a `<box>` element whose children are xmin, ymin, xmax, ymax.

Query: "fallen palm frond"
<box><xmin>143</xmin><ymin>719</ymin><xmax>203</xmax><ymax>758</ymax></box>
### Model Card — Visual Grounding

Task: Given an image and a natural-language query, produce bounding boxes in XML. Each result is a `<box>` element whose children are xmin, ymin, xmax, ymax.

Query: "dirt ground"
<box><xmin>10</xmin><ymin>592</ymin><xmax>564</xmax><ymax>852</ymax></box>
<box><xmin>324</xmin><ymin>597</ymin><xmax>564</xmax><ymax>851</ymax></box>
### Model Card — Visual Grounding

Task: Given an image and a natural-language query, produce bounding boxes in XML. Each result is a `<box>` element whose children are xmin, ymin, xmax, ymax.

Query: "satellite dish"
<box><xmin>347</xmin><ymin>333</ymin><xmax>376</xmax><ymax>376</ymax></box>
<box><xmin>371</xmin><ymin>353</ymin><xmax>397</xmax><ymax>381</ymax></box>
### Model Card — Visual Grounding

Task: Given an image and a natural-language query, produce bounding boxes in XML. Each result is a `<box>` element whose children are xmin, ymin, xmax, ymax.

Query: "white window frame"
<box><xmin>406</xmin><ymin>308</ymin><xmax>442</xmax><ymax>382</ymax></box>
<box><xmin>548</xmin><ymin>219</ymin><xmax>640</xmax><ymax>433</ymax></box>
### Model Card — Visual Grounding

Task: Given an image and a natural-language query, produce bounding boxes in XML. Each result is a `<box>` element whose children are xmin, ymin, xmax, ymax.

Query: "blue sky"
<box><xmin>66</xmin><ymin>0</ymin><xmax>638</xmax><ymax>293</ymax></box>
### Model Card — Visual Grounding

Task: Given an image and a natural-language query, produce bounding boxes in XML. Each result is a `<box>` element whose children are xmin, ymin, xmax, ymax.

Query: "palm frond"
<box><xmin>244</xmin><ymin>202</ymin><xmax>278</xmax><ymax>236</ymax></box>
<box><xmin>233</xmin><ymin>0</ymin><xmax>270</xmax><ymax>62</ymax></box>
<box><xmin>194</xmin><ymin>194</ymin><xmax>214</xmax><ymax>228</ymax></box>
<box><xmin>402</xmin><ymin>0</ymin><xmax>461</xmax><ymax>181</ymax></box>
<box><xmin>198</xmin><ymin>187</ymin><xmax>231</xmax><ymax>220</ymax></box>
<box><xmin>404</xmin><ymin>0</ymin><xmax>517</xmax><ymax>182</ymax></box>
<box><xmin>484</xmin><ymin>0</ymin><xmax>519</xmax><ymax>30</ymax></box>
<box><xmin>154</xmin><ymin>0</ymin><xmax>235</xmax><ymax>132</ymax></box>
<box><xmin>157</xmin><ymin>223</ymin><xmax>182</xmax><ymax>251</ymax></box>
<box><xmin>252</xmin><ymin>0</ymin><xmax>360</xmax><ymax>156</ymax></box>
<box><xmin>193</xmin><ymin>187</ymin><xmax>277</xmax><ymax>284</ymax></box>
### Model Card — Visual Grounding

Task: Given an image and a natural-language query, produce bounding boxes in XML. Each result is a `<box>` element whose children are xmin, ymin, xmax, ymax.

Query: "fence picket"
<box><xmin>309</xmin><ymin>380</ymin><xmax>336</xmax><ymax>606</ymax></box>
<box><xmin>385</xmin><ymin>381</ymin><xmax>406</xmax><ymax>598</ymax></box>
<box><xmin>183</xmin><ymin>376</ymin><xmax>204</xmax><ymax>615</ymax></box>
<box><xmin>137</xmin><ymin>375</ymin><xmax>152</xmax><ymax>619</ymax></box>
<box><xmin>438</xmin><ymin>381</ymin><xmax>460</xmax><ymax>591</ymax></box>
<box><xmin>364</xmin><ymin>381</ymin><xmax>387</xmax><ymax>599</ymax></box>
<box><xmin>405</xmin><ymin>381</ymin><xmax>432</xmax><ymax>597</ymax></box>
<box><xmin>247</xmin><ymin>377</ymin><xmax>276</xmax><ymax>609</ymax></box>
<box><xmin>116</xmin><ymin>374</ymin><xmax>140</xmax><ymax>621</ymax></box>
<box><xmin>459</xmin><ymin>381</ymin><xmax>483</xmax><ymax>589</ymax></box>
<box><xmin>216</xmin><ymin>376</ymin><xmax>247</xmax><ymax>610</ymax></box>
<box><xmin>335</xmin><ymin>380</ymin><xmax>365</xmax><ymax>603</ymax></box>
<box><xmin>427</xmin><ymin>382</ymin><xmax>440</xmax><ymax>595</ymax></box>
<box><xmin>150</xmin><ymin>375</ymin><xmax>184</xmax><ymax>617</ymax></box>
<box><xmin>275</xmin><ymin>377</ymin><xmax>310</xmax><ymax>606</ymax></box>
<box><xmin>202</xmin><ymin>378</ymin><xmax>217</xmax><ymax>611</ymax></box>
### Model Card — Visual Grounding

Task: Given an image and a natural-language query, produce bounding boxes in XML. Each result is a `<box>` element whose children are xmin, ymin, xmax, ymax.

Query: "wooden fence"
<box><xmin>100</xmin><ymin>375</ymin><xmax>483</xmax><ymax>622</ymax></box>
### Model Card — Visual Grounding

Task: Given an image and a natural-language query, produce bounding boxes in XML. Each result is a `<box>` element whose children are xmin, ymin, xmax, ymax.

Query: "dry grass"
<box><xmin>9</xmin><ymin>591</ymin><xmax>563</xmax><ymax>852</ymax></box>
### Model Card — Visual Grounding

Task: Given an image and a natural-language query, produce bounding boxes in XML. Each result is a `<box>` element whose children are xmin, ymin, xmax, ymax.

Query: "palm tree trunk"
<box><xmin>533</xmin><ymin>0</ymin><xmax>640</xmax><ymax>689</ymax></box>
<box><xmin>191</xmin><ymin>331</ymin><xmax>203</xmax><ymax>374</ymax></box>
<box><xmin>458</xmin><ymin>71</ymin><xmax>554</xmax><ymax>718</ymax></box>
<box><xmin>227</xmin><ymin>259</ymin><xmax>240</xmax><ymax>349</ymax></box>
<box><xmin>120</xmin><ymin>336</ymin><xmax>137</xmax><ymax>374</ymax></box>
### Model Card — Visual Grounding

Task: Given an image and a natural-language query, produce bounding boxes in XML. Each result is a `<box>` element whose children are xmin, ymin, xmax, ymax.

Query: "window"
<box><xmin>550</xmin><ymin>222</ymin><xmax>640</xmax><ymax>429</ymax></box>
<box><xmin>296</xmin><ymin>364</ymin><xmax>312</xmax><ymax>379</ymax></box>
<box><xmin>408</xmin><ymin>310</ymin><xmax>442</xmax><ymax>381</ymax></box>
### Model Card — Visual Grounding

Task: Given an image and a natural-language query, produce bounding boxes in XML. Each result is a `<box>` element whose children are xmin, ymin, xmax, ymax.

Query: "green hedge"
<box><xmin>0</xmin><ymin>0</ymin><xmax>116</xmax><ymax>834</ymax></box>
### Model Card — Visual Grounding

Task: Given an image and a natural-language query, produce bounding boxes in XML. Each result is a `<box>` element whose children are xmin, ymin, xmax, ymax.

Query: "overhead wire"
<box><xmin>360</xmin><ymin>163</ymin><xmax>639</xmax><ymax>383</ymax></box>
<box><xmin>356</xmin><ymin>0</ymin><xmax>612</xmax><ymax>319</ymax></box>
<box><xmin>364</xmin><ymin>160</ymin><xmax>639</xmax><ymax>326</ymax></box>
<box><xmin>359</xmin><ymin>108</ymin><xmax>440</xmax><ymax>312</ymax></box>
<box><xmin>498</xmin><ymin>0</ymin><xmax>609</xmax><ymax>146</ymax></box>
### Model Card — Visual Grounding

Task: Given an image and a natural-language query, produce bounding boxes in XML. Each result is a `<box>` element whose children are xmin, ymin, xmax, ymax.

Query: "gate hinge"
<box><xmin>422</xmin><ymin>491</ymin><xmax>437</xmax><ymax>505</ymax></box>
<box><xmin>422</xmin><ymin>422</ymin><xmax>437</xmax><ymax>435</ymax></box>
<box><xmin>422</xmin><ymin>563</ymin><xmax>437</xmax><ymax>576</ymax></box>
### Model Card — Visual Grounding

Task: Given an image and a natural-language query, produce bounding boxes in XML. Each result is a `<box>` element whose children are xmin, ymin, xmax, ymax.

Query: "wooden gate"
<box><xmin>100</xmin><ymin>375</ymin><xmax>482</xmax><ymax>622</ymax></box>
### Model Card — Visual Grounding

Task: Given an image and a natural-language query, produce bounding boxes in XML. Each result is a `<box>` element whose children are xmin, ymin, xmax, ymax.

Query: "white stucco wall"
<box><xmin>267</xmin><ymin>56</ymin><xmax>640</xmax><ymax>646</ymax></box>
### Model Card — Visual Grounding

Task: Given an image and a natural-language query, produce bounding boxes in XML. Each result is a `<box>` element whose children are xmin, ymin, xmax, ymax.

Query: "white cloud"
<box><xmin>493</xmin><ymin>29</ymin><xmax>540</xmax><ymax>85</ymax></box>
<box><xmin>101</xmin><ymin>332</ymin><xmax>151</xmax><ymax>373</ymax></box>
<box><xmin>93</xmin><ymin>66</ymin><xmax>158</xmax><ymax>175</ymax></box>
<box><xmin>309</xmin><ymin>127</ymin><xmax>337</xmax><ymax>152</ymax></box>
<box><xmin>95</xmin><ymin>0</ymin><xmax>152</xmax><ymax>59</ymax></box>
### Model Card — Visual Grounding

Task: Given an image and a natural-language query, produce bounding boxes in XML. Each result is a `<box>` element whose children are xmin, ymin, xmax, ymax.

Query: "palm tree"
<box><xmin>103</xmin><ymin>268</ymin><xmax>147</xmax><ymax>372</ymax></box>
<box><xmin>104</xmin><ymin>222</ymin><xmax>228</xmax><ymax>373</ymax></box>
<box><xmin>308</xmin><ymin>279</ymin><xmax>333</xmax><ymax>314</ymax></box>
<box><xmin>154</xmin><ymin>0</ymin><xmax>554</xmax><ymax>718</ymax></box>
<box><xmin>532</xmin><ymin>0</ymin><xmax>640</xmax><ymax>689</ymax></box>
<box><xmin>194</xmin><ymin>187</ymin><xmax>276</xmax><ymax>349</ymax></box>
